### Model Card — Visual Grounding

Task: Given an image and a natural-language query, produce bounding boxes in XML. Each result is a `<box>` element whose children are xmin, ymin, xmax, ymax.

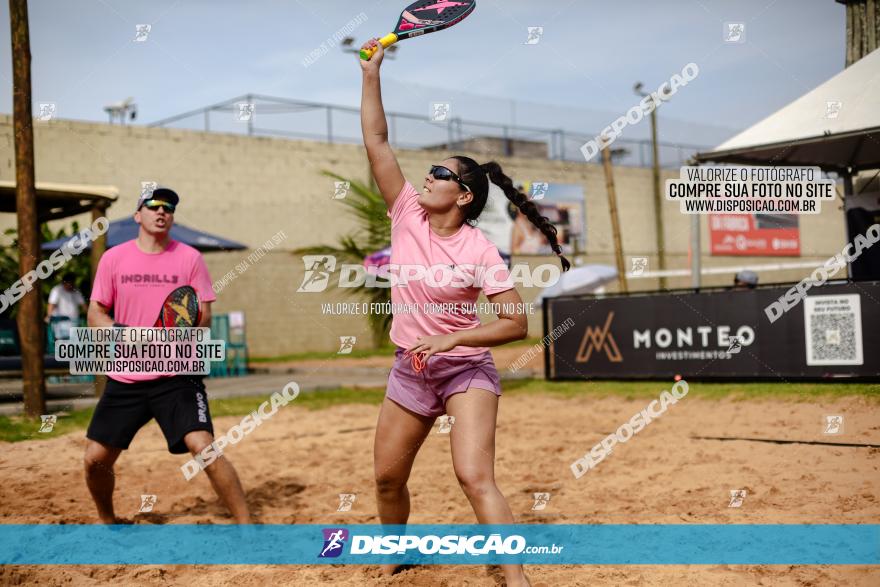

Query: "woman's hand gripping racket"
<box><xmin>154</xmin><ymin>286</ymin><xmax>201</xmax><ymax>328</ymax></box>
<box><xmin>360</xmin><ymin>0</ymin><xmax>476</xmax><ymax>61</ymax></box>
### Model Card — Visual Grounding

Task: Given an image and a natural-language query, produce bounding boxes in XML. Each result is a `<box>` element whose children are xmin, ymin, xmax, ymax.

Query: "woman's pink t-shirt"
<box><xmin>387</xmin><ymin>181</ymin><xmax>514</xmax><ymax>356</ymax></box>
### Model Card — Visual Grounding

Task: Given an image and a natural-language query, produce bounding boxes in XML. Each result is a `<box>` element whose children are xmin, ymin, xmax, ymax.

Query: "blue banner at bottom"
<box><xmin>0</xmin><ymin>525</ymin><xmax>877</xmax><ymax>565</ymax></box>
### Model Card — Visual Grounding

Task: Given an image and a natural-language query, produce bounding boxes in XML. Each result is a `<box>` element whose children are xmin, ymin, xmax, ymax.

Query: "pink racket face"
<box><xmin>394</xmin><ymin>0</ymin><xmax>476</xmax><ymax>37</ymax></box>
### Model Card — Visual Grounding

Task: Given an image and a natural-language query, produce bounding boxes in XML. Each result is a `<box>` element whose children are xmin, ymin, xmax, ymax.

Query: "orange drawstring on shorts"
<box><xmin>410</xmin><ymin>352</ymin><xmax>427</xmax><ymax>373</ymax></box>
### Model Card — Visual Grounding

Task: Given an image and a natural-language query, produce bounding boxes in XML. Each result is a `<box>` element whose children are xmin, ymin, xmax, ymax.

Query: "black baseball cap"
<box><xmin>137</xmin><ymin>186</ymin><xmax>180</xmax><ymax>210</ymax></box>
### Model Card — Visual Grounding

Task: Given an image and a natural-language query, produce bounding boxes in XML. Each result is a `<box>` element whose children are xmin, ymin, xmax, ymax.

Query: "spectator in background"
<box><xmin>508</xmin><ymin>201</ymin><xmax>547</xmax><ymax>254</ymax></box>
<box><xmin>733</xmin><ymin>270</ymin><xmax>759</xmax><ymax>290</ymax></box>
<box><xmin>45</xmin><ymin>273</ymin><xmax>87</xmax><ymax>325</ymax></box>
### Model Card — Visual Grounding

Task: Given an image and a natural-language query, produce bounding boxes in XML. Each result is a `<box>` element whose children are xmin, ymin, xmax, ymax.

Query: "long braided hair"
<box><xmin>452</xmin><ymin>156</ymin><xmax>571</xmax><ymax>272</ymax></box>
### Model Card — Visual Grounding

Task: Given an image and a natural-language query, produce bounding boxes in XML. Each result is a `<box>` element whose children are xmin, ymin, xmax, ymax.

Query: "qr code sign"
<box><xmin>804</xmin><ymin>295</ymin><xmax>863</xmax><ymax>366</ymax></box>
<box><xmin>810</xmin><ymin>314</ymin><xmax>856</xmax><ymax>361</ymax></box>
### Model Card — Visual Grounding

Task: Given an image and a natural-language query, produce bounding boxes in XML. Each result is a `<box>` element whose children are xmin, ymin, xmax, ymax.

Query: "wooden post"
<box><xmin>90</xmin><ymin>203</ymin><xmax>108</xmax><ymax>397</ymax></box>
<box><xmin>843</xmin><ymin>171</ymin><xmax>855</xmax><ymax>279</ymax></box>
<box><xmin>690</xmin><ymin>213</ymin><xmax>701</xmax><ymax>290</ymax></box>
<box><xmin>649</xmin><ymin>107</ymin><xmax>667</xmax><ymax>290</ymax></box>
<box><xmin>9</xmin><ymin>0</ymin><xmax>46</xmax><ymax>417</ymax></box>
<box><xmin>840</xmin><ymin>0</ymin><xmax>879</xmax><ymax>67</ymax></box>
<box><xmin>601</xmin><ymin>138</ymin><xmax>628</xmax><ymax>293</ymax></box>
<box><xmin>90</xmin><ymin>203</ymin><xmax>107</xmax><ymax>286</ymax></box>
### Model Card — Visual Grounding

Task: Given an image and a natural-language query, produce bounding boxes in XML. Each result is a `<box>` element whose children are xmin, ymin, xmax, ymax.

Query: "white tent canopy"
<box><xmin>533</xmin><ymin>264</ymin><xmax>618</xmax><ymax>305</ymax></box>
<box><xmin>696</xmin><ymin>48</ymin><xmax>880</xmax><ymax>172</ymax></box>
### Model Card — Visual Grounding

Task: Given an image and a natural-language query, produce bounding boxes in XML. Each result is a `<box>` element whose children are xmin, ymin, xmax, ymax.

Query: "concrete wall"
<box><xmin>0</xmin><ymin>116</ymin><xmax>848</xmax><ymax>356</ymax></box>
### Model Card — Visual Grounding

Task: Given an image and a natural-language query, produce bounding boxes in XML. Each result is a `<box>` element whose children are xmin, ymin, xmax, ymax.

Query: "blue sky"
<box><xmin>0</xmin><ymin>0</ymin><xmax>846</xmax><ymax>147</ymax></box>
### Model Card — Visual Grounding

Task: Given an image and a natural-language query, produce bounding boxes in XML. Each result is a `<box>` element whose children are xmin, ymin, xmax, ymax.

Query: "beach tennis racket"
<box><xmin>360</xmin><ymin>0</ymin><xmax>476</xmax><ymax>61</ymax></box>
<box><xmin>154</xmin><ymin>286</ymin><xmax>201</xmax><ymax>328</ymax></box>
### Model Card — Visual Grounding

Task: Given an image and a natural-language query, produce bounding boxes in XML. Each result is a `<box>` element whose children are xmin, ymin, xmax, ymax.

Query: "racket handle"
<box><xmin>360</xmin><ymin>33</ymin><xmax>398</xmax><ymax>61</ymax></box>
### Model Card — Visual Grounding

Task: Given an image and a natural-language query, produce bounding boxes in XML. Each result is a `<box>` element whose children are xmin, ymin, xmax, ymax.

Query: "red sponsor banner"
<box><xmin>709</xmin><ymin>214</ymin><xmax>800</xmax><ymax>256</ymax></box>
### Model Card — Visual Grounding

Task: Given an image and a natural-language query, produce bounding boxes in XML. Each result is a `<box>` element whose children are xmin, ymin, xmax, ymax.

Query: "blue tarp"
<box><xmin>41</xmin><ymin>217</ymin><xmax>246</xmax><ymax>252</ymax></box>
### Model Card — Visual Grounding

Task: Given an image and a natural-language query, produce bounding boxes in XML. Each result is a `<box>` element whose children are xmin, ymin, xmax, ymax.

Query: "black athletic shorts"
<box><xmin>86</xmin><ymin>375</ymin><xmax>214</xmax><ymax>454</ymax></box>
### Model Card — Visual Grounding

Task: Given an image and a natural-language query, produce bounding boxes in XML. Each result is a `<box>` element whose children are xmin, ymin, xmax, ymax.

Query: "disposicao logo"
<box><xmin>319</xmin><ymin>528</ymin><xmax>349</xmax><ymax>558</ymax></box>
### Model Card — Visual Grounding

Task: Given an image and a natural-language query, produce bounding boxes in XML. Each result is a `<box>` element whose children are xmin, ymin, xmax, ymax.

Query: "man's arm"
<box><xmin>87</xmin><ymin>300</ymin><xmax>115</xmax><ymax>327</ymax></box>
<box><xmin>45</xmin><ymin>303</ymin><xmax>56</xmax><ymax>323</ymax></box>
<box><xmin>198</xmin><ymin>301</ymin><xmax>212</xmax><ymax>328</ymax></box>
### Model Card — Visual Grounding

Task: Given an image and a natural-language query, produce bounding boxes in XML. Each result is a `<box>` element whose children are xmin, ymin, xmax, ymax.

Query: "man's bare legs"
<box><xmin>83</xmin><ymin>440</ymin><xmax>123</xmax><ymax>524</ymax></box>
<box><xmin>183</xmin><ymin>430</ymin><xmax>251</xmax><ymax>524</ymax></box>
<box><xmin>83</xmin><ymin>431</ymin><xmax>251</xmax><ymax>524</ymax></box>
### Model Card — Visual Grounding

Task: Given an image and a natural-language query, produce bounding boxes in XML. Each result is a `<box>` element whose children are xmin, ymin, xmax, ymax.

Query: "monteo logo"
<box><xmin>575</xmin><ymin>312</ymin><xmax>622</xmax><ymax>363</ymax></box>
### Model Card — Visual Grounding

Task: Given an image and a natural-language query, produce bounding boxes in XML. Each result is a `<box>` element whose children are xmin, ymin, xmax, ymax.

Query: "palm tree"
<box><xmin>295</xmin><ymin>172</ymin><xmax>392</xmax><ymax>347</ymax></box>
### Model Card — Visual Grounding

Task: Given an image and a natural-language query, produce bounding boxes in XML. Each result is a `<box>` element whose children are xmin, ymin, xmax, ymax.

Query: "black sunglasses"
<box><xmin>142</xmin><ymin>199</ymin><xmax>176</xmax><ymax>213</ymax></box>
<box><xmin>429</xmin><ymin>165</ymin><xmax>471</xmax><ymax>193</ymax></box>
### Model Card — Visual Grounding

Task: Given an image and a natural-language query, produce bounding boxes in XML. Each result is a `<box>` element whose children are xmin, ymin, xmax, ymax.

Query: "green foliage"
<box><xmin>209</xmin><ymin>387</ymin><xmax>387</xmax><ymax>416</ymax></box>
<box><xmin>295</xmin><ymin>172</ymin><xmax>392</xmax><ymax>346</ymax></box>
<box><xmin>0</xmin><ymin>222</ymin><xmax>93</xmax><ymax>320</ymax></box>
<box><xmin>0</xmin><ymin>407</ymin><xmax>95</xmax><ymax>442</ymax></box>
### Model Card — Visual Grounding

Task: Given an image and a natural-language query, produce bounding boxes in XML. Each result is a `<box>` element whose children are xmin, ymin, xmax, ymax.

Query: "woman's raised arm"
<box><xmin>360</xmin><ymin>39</ymin><xmax>405</xmax><ymax>210</ymax></box>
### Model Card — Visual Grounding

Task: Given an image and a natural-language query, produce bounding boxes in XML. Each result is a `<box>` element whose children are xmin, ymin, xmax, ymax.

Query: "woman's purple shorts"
<box><xmin>385</xmin><ymin>347</ymin><xmax>502</xmax><ymax>418</ymax></box>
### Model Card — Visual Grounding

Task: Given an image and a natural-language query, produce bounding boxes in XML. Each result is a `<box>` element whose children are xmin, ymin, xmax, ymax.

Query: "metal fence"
<box><xmin>150</xmin><ymin>94</ymin><xmax>712</xmax><ymax>168</ymax></box>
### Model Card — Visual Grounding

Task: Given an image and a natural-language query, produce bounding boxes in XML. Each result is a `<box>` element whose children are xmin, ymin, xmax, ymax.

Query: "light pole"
<box><xmin>634</xmin><ymin>82</ymin><xmax>668</xmax><ymax>290</ymax></box>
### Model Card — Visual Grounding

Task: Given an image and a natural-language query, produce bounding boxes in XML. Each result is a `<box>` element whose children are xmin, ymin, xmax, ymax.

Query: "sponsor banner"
<box><xmin>709</xmin><ymin>214</ymin><xmax>801</xmax><ymax>256</ymax></box>
<box><xmin>0</xmin><ymin>524</ymin><xmax>876</xmax><ymax>565</ymax></box>
<box><xmin>545</xmin><ymin>282</ymin><xmax>880</xmax><ymax>379</ymax></box>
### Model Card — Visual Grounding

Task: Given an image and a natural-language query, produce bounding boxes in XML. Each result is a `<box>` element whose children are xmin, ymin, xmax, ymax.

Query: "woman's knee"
<box><xmin>375</xmin><ymin>469</ymin><xmax>408</xmax><ymax>496</ymax></box>
<box><xmin>455</xmin><ymin>468</ymin><xmax>495</xmax><ymax>499</ymax></box>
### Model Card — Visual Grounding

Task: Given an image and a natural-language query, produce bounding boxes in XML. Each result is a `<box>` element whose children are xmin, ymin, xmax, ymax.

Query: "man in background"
<box><xmin>733</xmin><ymin>270</ymin><xmax>759</xmax><ymax>290</ymax></box>
<box><xmin>45</xmin><ymin>273</ymin><xmax>87</xmax><ymax>339</ymax></box>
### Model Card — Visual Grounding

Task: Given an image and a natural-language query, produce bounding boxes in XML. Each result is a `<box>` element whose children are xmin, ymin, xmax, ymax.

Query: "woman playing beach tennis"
<box><xmin>359</xmin><ymin>39</ymin><xmax>570</xmax><ymax>586</ymax></box>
